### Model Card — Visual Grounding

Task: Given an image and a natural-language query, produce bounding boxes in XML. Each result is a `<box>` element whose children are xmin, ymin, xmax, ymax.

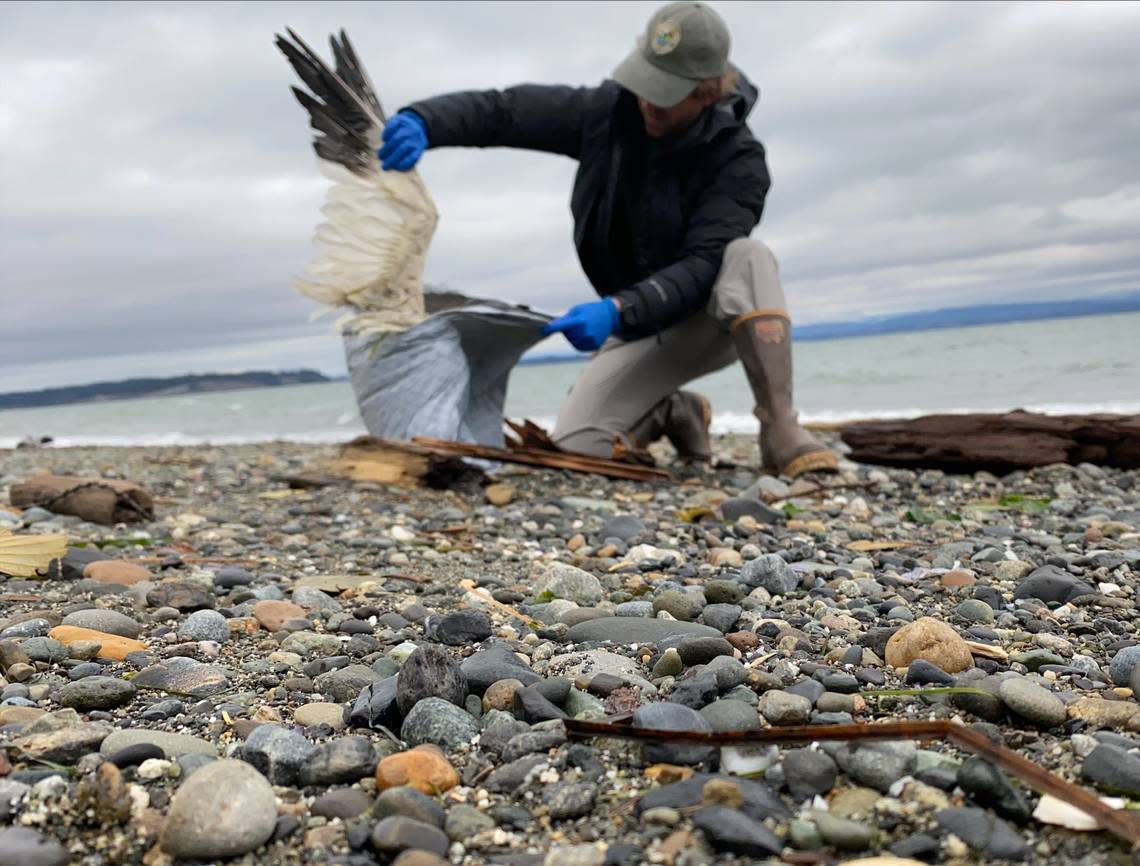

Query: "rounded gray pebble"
<box><xmin>1109</xmin><ymin>646</ymin><xmax>1140</xmax><ymax>686</ymax></box>
<box><xmin>400</xmin><ymin>697</ymin><xmax>479</xmax><ymax>749</ymax></box>
<box><xmin>57</xmin><ymin>676</ymin><xmax>136</xmax><ymax>710</ymax></box>
<box><xmin>178</xmin><ymin>610</ymin><xmax>230</xmax><ymax>643</ymax></box>
<box><xmin>997</xmin><ymin>677</ymin><xmax>1066</xmax><ymax>728</ymax></box>
<box><xmin>61</xmin><ymin>609</ymin><xmax>142</xmax><ymax>639</ymax></box>
<box><xmin>954</xmin><ymin>599</ymin><xmax>995</xmax><ymax>625</ymax></box>
<box><xmin>758</xmin><ymin>690</ymin><xmax>811</xmax><ymax>726</ymax></box>
<box><xmin>159</xmin><ymin>760</ymin><xmax>277</xmax><ymax>859</ymax></box>
<box><xmin>739</xmin><ymin>554</ymin><xmax>798</xmax><ymax>595</ymax></box>
<box><xmin>0</xmin><ymin>826</ymin><xmax>68</xmax><ymax>866</ymax></box>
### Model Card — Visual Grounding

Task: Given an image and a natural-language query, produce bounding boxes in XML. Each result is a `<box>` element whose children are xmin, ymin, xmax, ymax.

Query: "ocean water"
<box><xmin>2</xmin><ymin>312</ymin><xmax>1138</xmax><ymax>449</ymax></box>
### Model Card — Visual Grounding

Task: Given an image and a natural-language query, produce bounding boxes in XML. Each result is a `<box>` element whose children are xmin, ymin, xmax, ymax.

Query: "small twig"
<box><xmin>10</xmin><ymin>747</ymin><xmax>75</xmax><ymax>776</ymax></box>
<box><xmin>380</xmin><ymin>573</ymin><xmax>426</xmax><ymax>584</ymax></box>
<box><xmin>469</xmin><ymin>763</ymin><xmax>496</xmax><ymax>788</ymax></box>
<box><xmin>860</xmin><ymin>687</ymin><xmax>992</xmax><ymax>698</ymax></box>
<box><xmin>773</xmin><ymin>479</ymin><xmax>879</xmax><ymax>502</ymax></box>
<box><xmin>130</xmin><ymin>555</ymin><xmax>261</xmax><ymax>565</ymax></box>
<box><xmin>459</xmin><ymin>579</ymin><xmax>542</xmax><ymax>629</ymax></box>
<box><xmin>373</xmin><ymin>725</ymin><xmax>402</xmax><ymax>745</ymax></box>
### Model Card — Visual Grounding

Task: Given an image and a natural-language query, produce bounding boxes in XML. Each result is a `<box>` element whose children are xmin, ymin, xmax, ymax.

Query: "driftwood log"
<box><xmin>840</xmin><ymin>411</ymin><xmax>1140</xmax><ymax>473</ymax></box>
<box><xmin>10</xmin><ymin>475</ymin><xmax>154</xmax><ymax>525</ymax></box>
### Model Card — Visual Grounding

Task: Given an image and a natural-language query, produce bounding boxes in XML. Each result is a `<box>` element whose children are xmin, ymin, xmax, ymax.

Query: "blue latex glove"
<box><xmin>378</xmin><ymin>111</ymin><xmax>428</xmax><ymax>171</ymax></box>
<box><xmin>541</xmin><ymin>298</ymin><xmax>620</xmax><ymax>352</ymax></box>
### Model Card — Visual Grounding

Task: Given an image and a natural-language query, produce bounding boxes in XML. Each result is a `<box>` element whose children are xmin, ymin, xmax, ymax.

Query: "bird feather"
<box><xmin>277</xmin><ymin>29</ymin><xmax>437</xmax><ymax>335</ymax></box>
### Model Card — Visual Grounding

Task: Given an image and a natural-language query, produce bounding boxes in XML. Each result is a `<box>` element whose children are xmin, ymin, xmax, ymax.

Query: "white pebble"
<box><xmin>127</xmin><ymin>783</ymin><xmax>150</xmax><ymax>819</ymax></box>
<box><xmin>137</xmin><ymin>759</ymin><xmax>173</xmax><ymax>780</ymax></box>
<box><xmin>1070</xmin><ymin>734</ymin><xmax>1099</xmax><ymax>757</ymax></box>
<box><xmin>719</xmin><ymin>745</ymin><xmax>778</xmax><ymax>775</ymax></box>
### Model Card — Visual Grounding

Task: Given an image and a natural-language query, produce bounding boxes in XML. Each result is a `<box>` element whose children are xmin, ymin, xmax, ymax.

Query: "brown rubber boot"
<box><xmin>732</xmin><ymin>312</ymin><xmax>838</xmax><ymax>478</ymax></box>
<box><xmin>626</xmin><ymin>391</ymin><xmax>713</xmax><ymax>462</ymax></box>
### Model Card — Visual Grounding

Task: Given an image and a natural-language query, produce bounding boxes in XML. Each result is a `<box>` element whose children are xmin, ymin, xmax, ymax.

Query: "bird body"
<box><xmin>278</xmin><ymin>29</ymin><xmax>552</xmax><ymax>447</ymax></box>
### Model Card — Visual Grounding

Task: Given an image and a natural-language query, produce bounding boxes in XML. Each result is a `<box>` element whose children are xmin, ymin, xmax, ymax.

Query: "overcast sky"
<box><xmin>2</xmin><ymin>0</ymin><xmax>1138</xmax><ymax>390</ymax></box>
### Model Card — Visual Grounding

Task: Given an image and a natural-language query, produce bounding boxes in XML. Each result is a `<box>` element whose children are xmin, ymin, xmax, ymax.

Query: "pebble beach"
<box><xmin>2</xmin><ymin>433</ymin><xmax>1140</xmax><ymax>866</ymax></box>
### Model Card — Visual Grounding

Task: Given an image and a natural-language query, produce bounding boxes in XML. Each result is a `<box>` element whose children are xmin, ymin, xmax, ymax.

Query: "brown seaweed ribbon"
<box><xmin>563</xmin><ymin>717</ymin><xmax>1140</xmax><ymax>849</ymax></box>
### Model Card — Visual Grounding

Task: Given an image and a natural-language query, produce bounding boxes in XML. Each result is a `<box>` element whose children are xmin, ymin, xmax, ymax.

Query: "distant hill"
<box><xmin>520</xmin><ymin>291</ymin><xmax>1140</xmax><ymax>363</ymax></box>
<box><xmin>0</xmin><ymin>370</ymin><xmax>332</xmax><ymax>410</ymax></box>
<box><xmin>793</xmin><ymin>291</ymin><xmax>1140</xmax><ymax>341</ymax></box>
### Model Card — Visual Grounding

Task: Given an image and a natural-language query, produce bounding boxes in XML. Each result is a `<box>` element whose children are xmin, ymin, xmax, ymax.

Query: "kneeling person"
<box><xmin>379</xmin><ymin>1</ymin><xmax>836</xmax><ymax>478</ymax></box>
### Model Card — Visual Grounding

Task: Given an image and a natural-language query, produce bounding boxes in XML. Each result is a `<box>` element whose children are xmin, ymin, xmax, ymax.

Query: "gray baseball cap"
<box><xmin>612</xmin><ymin>1</ymin><xmax>731</xmax><ymax>108</ymax></box>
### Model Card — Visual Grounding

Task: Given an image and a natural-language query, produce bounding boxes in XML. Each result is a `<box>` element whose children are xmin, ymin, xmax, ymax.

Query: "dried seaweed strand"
<box><xmin>562</xmin><ymin>717</ymin><xmax>1140</xmax><ymax>847</ymax></box>
<box><xmin>946</xmin><ymin>723</ymin><xmax>1140</xmax><ymax>846</ymax></box>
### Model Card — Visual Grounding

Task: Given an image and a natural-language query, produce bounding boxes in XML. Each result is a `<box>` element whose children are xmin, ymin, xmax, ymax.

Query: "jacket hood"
<box><xmin>653</xmin><ymin>66</ymin><xmax>759</xmax><ymax>154</ymax></box>
<box><xmin>727</xmin><ymin>67</ymin><xmax>760</xmax><ymax>121</ymax></box>
<box><xmin>701</xmin><ymin>66</ymin><xmax>759</xmax><ymax>138</ymax></box>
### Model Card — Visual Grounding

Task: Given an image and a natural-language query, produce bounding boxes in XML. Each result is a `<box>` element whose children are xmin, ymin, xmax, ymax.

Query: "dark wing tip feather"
<box><xmin>330</xmin><ymin>30</ymin><xmax>385</xmax><ymax>122</ymax></box>
<box><xmin>277</xmin><ymin>28</ymin><xmax>381</xmax><ymax>177</ymax></box>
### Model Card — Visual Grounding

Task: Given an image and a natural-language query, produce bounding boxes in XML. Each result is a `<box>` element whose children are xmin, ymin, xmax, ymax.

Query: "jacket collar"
<box><xmin>613</xmin><ymin>66</ymin><xmax>759</xmax><ymax>156</ymax></box>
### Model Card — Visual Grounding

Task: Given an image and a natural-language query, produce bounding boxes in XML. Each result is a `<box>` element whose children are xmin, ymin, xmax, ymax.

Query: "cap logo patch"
<box><xmin>651</xmin><ymin>19</ymin><xmax>681</xmax><ymax>55</ymax></box>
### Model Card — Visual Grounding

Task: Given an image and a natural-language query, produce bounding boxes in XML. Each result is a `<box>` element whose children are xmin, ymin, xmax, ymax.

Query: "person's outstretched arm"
<box><xmin>406</xmin><ymin>85</ymin><xmax>589</xmax><ymax>157</ymax></box>
<box><xmin>379</xmin><ymin>84</ymin><xmax>592</xmax><ymax>171</ymax></box>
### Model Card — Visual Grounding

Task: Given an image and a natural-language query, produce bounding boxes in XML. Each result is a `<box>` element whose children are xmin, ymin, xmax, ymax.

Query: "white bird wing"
<box><xmin>277</xmin><ymin>29</ymin><xmax>438</xmax><ymax>336</ymax></box>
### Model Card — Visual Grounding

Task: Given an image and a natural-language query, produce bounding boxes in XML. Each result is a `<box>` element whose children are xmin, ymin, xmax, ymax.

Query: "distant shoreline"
<box><xmin>0</xmin><ymin>370</ymin><xmax>339</xmax><ymax>411</ymax></box>
<box><xmin>791</xmin><ymin>294</ymin><xmax>1140</xmax><ymax>342</ymax></box>
<box><xmin>520</xmin><ymin>302</ymin><xmax>1140</xmax><ymax>365</ymax></box>
<box><xmin>5</xmin><ymin>297</ymin><xmax>1137</xmax><ymax>407</ymax></box>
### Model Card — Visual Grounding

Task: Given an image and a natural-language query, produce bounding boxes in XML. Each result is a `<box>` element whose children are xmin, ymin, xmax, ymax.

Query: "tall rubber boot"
<box><xmin>625</xmin><ymin>391</ymin><xmax>713</xmax><ymax>462</ymax></box>
<box><xmin>732</xmin><ymin>312</ymin><xmax>838</xmax><ymax>477</ymax></box>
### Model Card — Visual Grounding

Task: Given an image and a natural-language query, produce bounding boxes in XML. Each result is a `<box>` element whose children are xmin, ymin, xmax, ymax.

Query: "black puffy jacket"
<box><xmin>405</xmin><ymin>73</ymin><xmax>770</xmax><ymax>340</ymax></box>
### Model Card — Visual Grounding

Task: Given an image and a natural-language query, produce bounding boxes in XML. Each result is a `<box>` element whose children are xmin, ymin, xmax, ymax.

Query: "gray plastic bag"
<box><xmin>343</xmin><ymin>293</ymin><xmax>553</xmax><ymax>447</ymax></box>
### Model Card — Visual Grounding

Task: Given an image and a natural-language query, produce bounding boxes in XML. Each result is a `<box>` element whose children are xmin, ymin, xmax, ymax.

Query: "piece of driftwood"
<box><xmin>0</xmin><ymin>529</ymin><xmax>69</xmax><ymax>578</ymax></box>
<box><xmin>10</xmin><ymin>476</ymin><xmax>154</xmax><ymax>525</ymax></box>
<box><xmin>290</xmin><ymin>426</ymin><xmax>670</xmax><ymax>489</ymax></box>
<box><xmin>563</xmin><ymin>716</ymin><xmax>1140</xmax><ymax>849</ymax></box>
<box><xmin>324</xmin><ymin>438</ymin><xmax>486</xmax><ymax>489</ymax></box>
<box><xmin>308</xmin><ymin>435</ymin><xmax>671</xmax><ymax>487</ymax></box>
<box><xmin>506</xmin><ymin>417</ymin><xmax>658</xmax><ymax>468</ymax></box>
<box><xmin>840</xmin><ymin>410</ymin><xmax>1140</xmax><ymax>473</ymax></box>
<box><xmin>411</xmin><ymin>435</ymin><xmax>672</xmax><ymax>482</ymax></box>
<box><xmin>504</xmin><ymin>418</ymin><xmax>559</xmax><ymax>450</ymax></box>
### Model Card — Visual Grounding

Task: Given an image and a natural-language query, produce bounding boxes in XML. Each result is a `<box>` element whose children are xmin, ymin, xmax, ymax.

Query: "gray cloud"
<box><xmin>2</xmin><ymin>0</ymin><xmax>1138</xmax><ymax>389</ymax></box>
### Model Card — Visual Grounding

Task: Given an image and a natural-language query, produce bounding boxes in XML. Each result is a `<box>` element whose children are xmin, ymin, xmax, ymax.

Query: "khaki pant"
<box><xmin>552</xmin><ymin>238</ymin><xmax>788</xmax><ymax>457</ymax></box>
